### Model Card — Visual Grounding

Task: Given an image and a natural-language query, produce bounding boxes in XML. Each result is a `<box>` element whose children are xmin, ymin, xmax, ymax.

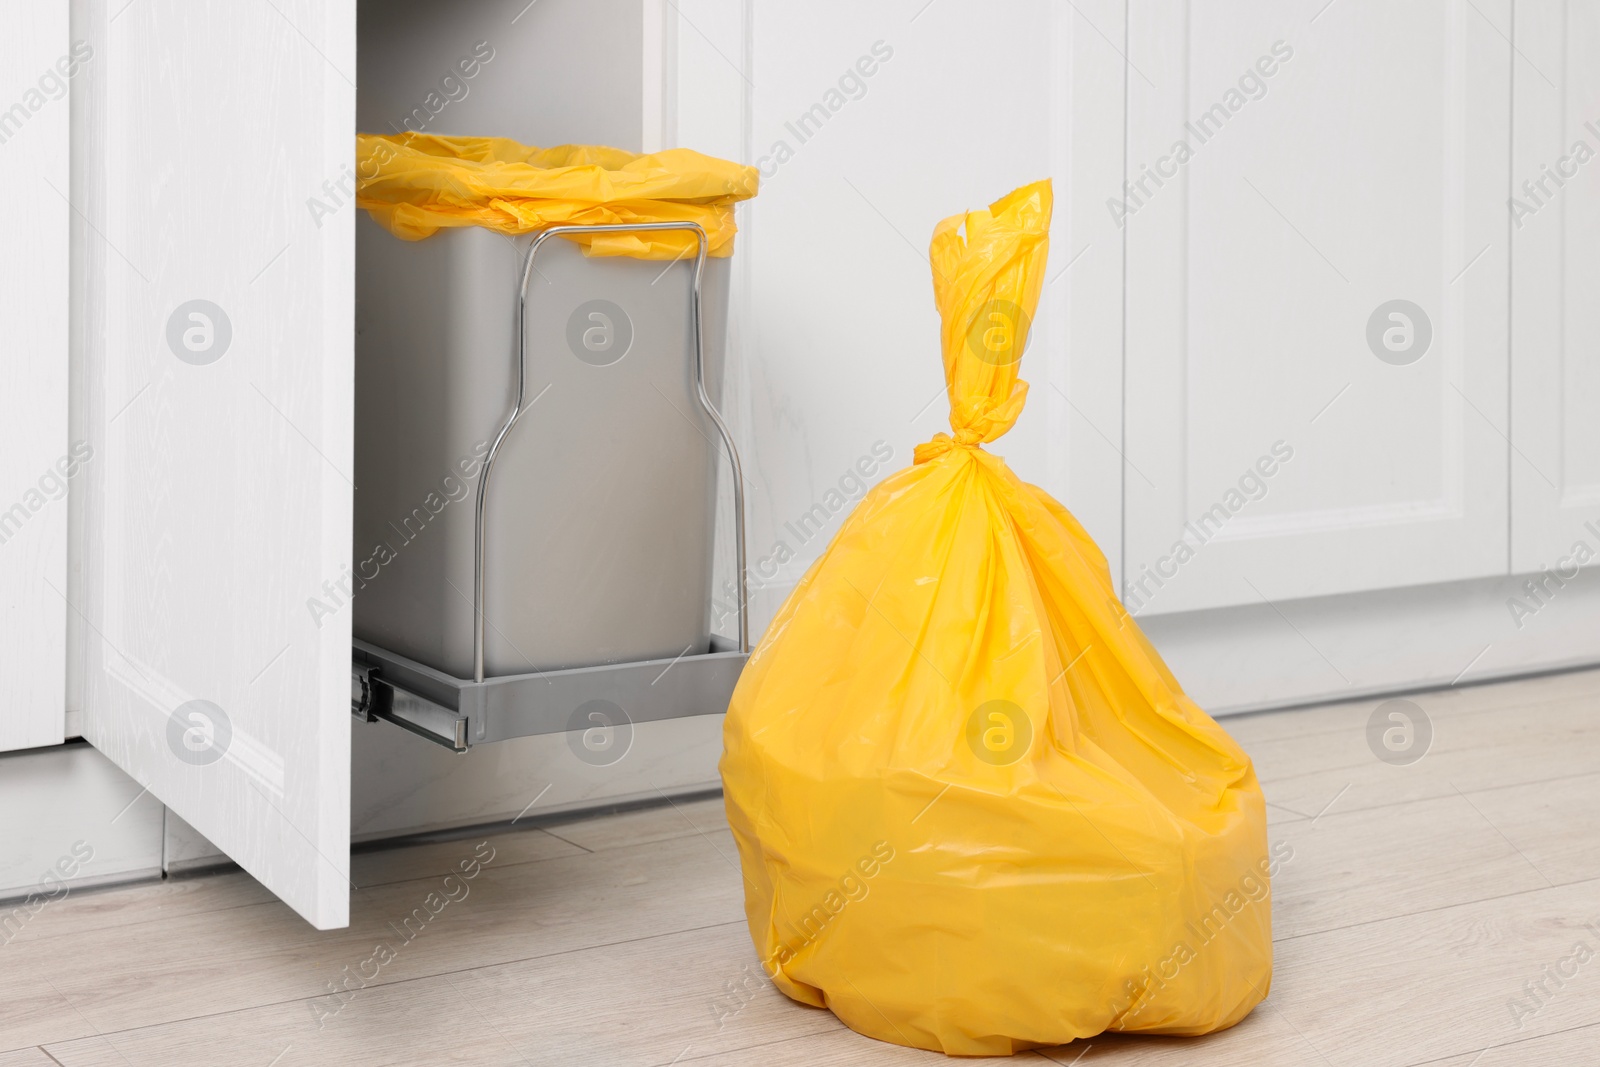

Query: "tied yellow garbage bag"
<box><xmin>354</xmin><ymin>133</ymin><xmax>758</xmax><ymax>259</ymax></box>
<box><xmin>720</xmin><ymin>180</ymin><xmax>1273</xmax><ymax>1056</ymax></box>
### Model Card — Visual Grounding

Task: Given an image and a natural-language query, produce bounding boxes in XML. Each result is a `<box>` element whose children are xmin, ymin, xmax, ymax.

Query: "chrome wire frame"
<box><xmin>472</xmin><ymin>221</ymin><xmax>749</xmax><ymax>683</ymax></box>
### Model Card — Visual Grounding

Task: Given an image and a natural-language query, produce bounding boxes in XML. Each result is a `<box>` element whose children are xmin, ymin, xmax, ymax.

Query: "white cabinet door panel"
<box><xmin>0</xmin><ymin>2</ymin><xmax>70</xmax><ymax>753</ymax></box>
<box><xmin>78</xmin><ymin>0</ymin><xmax>353</xmax><ymax>928</ymax></box>
<box><xmin>698</xmin><ymin>0</ymin><xmax>1125</xmax><ymax>636</ymax></box>
<box><xmin>1511</xmin><ymin>3</ymin><xmax>1600</xmax><ymax>572</ymax></box>
<box><xmin>1125</xmin><ymin>0</ymin><xmax>1511</xmax><ymax>615</ymax></box>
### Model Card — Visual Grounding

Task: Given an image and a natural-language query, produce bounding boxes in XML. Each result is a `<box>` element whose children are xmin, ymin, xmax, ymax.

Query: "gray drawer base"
<box><xmin>352</xmin><ymin>638</ymin><xmax>746</xmax><ymax>752</ymax></box>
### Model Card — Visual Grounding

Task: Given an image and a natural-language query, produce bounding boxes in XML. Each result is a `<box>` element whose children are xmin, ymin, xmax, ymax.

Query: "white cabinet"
<box><xmin>1124</xmin><ymin>0</ymin><xmax>1512</xmax><ymax>615</ymax></box>
<box><xmin>48</xmin><ymin>0</ymin><xmax>702</xmax><ymax>933</ymax></box>
<box><xmin>75</xmin><ymin>0</ymin><xmax>354</xmax><ymax>930</ymax></box>
<box><xmin>1510</xmin><ymin>2</ymin><xmax>1600</xmax><ymax>572</ymax></box>
<box><xmin>2</xmin><ymin>0</ymin><xmax>1596</xmax><ymax>927</ymax></box>
<box><xmin>0</xmin><ymin>3</ymin><xmax>71</xmax><ymax>753</ymax></box>
<box><xmin>683</xmin><ymin>0</ymin><xmax>1128</xmax><ymax>625</ymax></box>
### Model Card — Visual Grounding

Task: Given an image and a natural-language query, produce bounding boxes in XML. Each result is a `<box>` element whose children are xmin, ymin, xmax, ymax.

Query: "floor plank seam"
<box><xmin>1255</xmin><ymin>766</ymin><xmax>1600</xmax><ymax>822</ymax></box>
<box><xmin>9</xmin><ymin>892</ymin><xmax>281</xmax><ymax>951</ymax></box>
<box><xmin>655</xmin><ymin>1018</ymin><xmax>849</xmax><ymax>1066</ymax></box>
<box><xmin>16</xmin><ymin>831</ymin><xmax>731</xmax><ymax>956</ymax></box>
<box><xmin>1271</xmin><ymin>872</ymin><xmax>1600</xmax><ymax>944</ymax></box>
<box><xmin>538</xmin><ymin>824</ymin><xmax>726</xmax><ymax>855</ymax></box>
<box><xmin>535</xmin><ymin>828</ymin><xmax>602</xmax><ymax>852</ymax></box>
<box><xmin>1257</xmin><ymin>755</ymin><xmax>1600</xmax><ymax>790</ymax></box>
<box><xmin>1397</xmin><ymin>1017</ymin><xmax>1600</xmax><ymax>1067</ymax></box>
<box><xmin>23</xmin><ymin>919</ymin><xmax>755</xmax><ymax>1050</ymax></box>
<box><xmin>1223</xmin><ymin>667</ymin><xmax>1600</xmax><ymax>727</ymax></box>
<box><xmin>348</xmin><ymin>844</ymin><xmax>604</xmax><ymax>890</ymax></box>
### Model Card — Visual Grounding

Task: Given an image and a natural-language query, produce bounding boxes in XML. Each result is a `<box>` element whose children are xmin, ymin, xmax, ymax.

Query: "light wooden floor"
<box><xmin>4</xmin><ymin>668</ymin><xmax>1598</xmax><ymax>1067</ymax></box>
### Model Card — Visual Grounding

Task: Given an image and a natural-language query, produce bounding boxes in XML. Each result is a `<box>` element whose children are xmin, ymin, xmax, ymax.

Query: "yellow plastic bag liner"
<box><xmin>354</xmin><ymin>134</ymin><xmax>758</xmax><ymax>259</ymax></box>
<box><xmin>720</xmin><ymin>180</ymin><xmax>1273</xmax><ymax>1056</ymax></box>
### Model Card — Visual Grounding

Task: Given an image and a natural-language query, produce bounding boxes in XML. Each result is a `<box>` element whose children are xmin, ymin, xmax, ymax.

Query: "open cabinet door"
<box><xmin>77</xmin><ymin>0</ymin><xmax>354</xmax><ymax>928</ymax></box>
<box><xmin>0</xmin><ymin>2</ymin><xmax>69</xmax><ymax>753</ymax></box>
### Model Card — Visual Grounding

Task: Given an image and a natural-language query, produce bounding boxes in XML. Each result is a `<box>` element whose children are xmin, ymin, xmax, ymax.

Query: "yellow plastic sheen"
<box><xmin>354</xmin><ymin>134</ymin><xmax>758</xmax><ymax>259</ymax></box>
<box><xmin>720</xmin><ymin>180</ymin><xmax>1273</xmax><ymax>1056</ymax></box>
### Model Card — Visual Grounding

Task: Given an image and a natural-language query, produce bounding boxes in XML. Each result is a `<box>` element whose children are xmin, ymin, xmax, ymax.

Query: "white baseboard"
<box><xmin>0</xmin><ymin>742</ymin><xmax>163</xmax><ymax>906</ymax></box>
<box><xmin>1139</xmin><ymin>570</ymin><xmax>1600</xmax><ymax>715</ymax></box>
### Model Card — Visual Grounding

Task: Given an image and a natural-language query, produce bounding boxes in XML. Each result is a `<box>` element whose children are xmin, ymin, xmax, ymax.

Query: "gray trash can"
<box><xmin>353</xmin><ymin>217</ymin><xmax>732</xmax><ymax>679</ymax></box>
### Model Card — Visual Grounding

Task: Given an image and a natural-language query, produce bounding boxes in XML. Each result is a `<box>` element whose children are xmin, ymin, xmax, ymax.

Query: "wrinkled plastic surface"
<box><xmin>720</xmin><ymin>180</ymin><xmax>1272</xmax><ymax>1056</ymax></box>
<box><xmin>354</xmin><ymin>134</ymin><xmax>758</xmax><ymax>258</ymax></box>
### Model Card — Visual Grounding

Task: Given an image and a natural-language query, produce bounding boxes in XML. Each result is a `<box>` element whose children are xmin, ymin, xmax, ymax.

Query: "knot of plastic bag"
<box><xmin>914</xmin><ymin>385</ymin><xmax>1031</xmax><ymax>464</ymax></box>
<box><xmin>913</xmin><ymin>428</ymin><xmax>986</xmax><ymax>464</ymax></box>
